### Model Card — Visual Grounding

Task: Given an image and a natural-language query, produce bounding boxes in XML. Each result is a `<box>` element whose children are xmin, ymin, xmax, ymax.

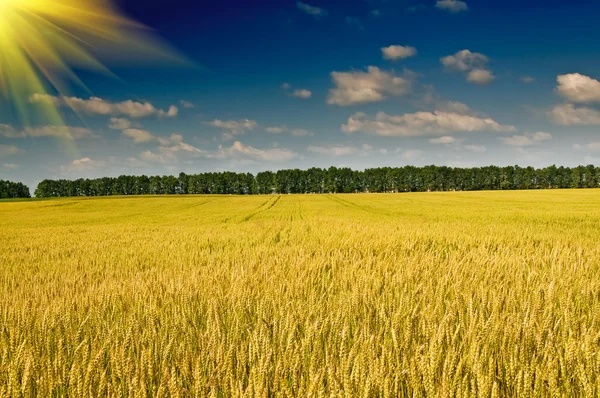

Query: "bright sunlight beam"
<box><xmin>0</xmin><ymin>0</ymin><xmax>185</xmax><ymax>155</ymax></box>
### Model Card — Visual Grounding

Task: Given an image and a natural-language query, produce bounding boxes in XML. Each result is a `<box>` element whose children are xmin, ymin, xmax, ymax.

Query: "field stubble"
<box><xmin>1</xmin><ymin>191</ymin><xmax>600</xmax><ymax>396</ymax></box>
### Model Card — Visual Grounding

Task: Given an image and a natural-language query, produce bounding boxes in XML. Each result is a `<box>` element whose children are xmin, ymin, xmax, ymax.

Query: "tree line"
<box><xmin>0</xmin><ymin>180</ymin><xmax>31</xmax><ymax>199</ymax></box>
<box><xmin>32</xmin><ymin>164</ymin><xmax>600</xmax><ymax>197</ymax></box>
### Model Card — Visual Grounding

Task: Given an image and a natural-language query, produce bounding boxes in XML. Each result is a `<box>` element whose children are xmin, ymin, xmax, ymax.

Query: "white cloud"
<box><xmin>206</xmin><ymin>119</ymin><xmax>257</xmax><ymax>133</ymax></box>
<box><xmin>27</xmin><ymin>126</ymin><xmax>95</xmax><ymax>140</ymax></box>
<box><xmin>0</xmin><ymin>145</ymin><xmax>23</xmax><ymax>157</ymax></box>
<box><xmin>213</xmin><ymin>141</ymin><xmax>298</xmax><ymax>162</ymax></box>
<box><xmin>342</xmin><ymin>110</ymin><xmax>516</xmax><ymax>137</ymax></box>
<box><xmin>402</xmin><ymin>149</ymin><xmax>423</xmax><ymax>160</ymax></box>
<box><xmin>382</xmin><ymin>45</ymin><xmax>417</xmax><ymax>60</ymax></box>
<box><xmin>296</xmin><ymin>1</ymin><xmax>328</xmax><ymax>17</ymax></box>
<box><xmin>139</xmin><ymin>151</ymin><xmax>167</xmax><ymax>164</ymax></box>
<box><xmin>292</xmin><ymin>89</ymin><xmax>312</xmax><ymax>99</ymax></box>
<box><xmin>429</xmin><ymin>136</ymin><xmax>457</xmax><ymax>144</ymax></box>
<box><xmin>281</xmin><ymin>83</ymin><xmax>291</xmax><ymax>90</ymax></box>
<box><xmin>429</xmin><ymin>136</ymin><xmax>486</xmax><ymax>152</ymax></box>
<box><xmin>156</xmin><ymin>134</ymin><xmax>182</xmax><ymax>147</ymax></box>
<box><xmin>180</xmin><ymin>100</ymin><xmax>195</xmax><ymax>109</ymax></box>
<box><xmin>467</xmin><ymin>69</ymin><xmax>495</xmax><ymax>85</ymax></box>
<box><xmin>206</xmin><ymin>119</ymin><xmax>258</xmax><ymax>140</ymax></box>
<box><xmin>441</xmin><ymin>50</ymin><xmax>493</xmax><ymax>85</ymax></box>
<box><xmin>123</xmin><ymin>157</ymin><xmax>148</xmax><ymax>168</ymax></box>
<box><xmin>556</xmin><ymin>73</ymin><xmax>600</xmax><ymax>103</ymax></box>
<box><xmin>29</xmin><ymin>94</ymin><xmax>179</xmax><ymax>118</ymax></box>
<box><xmin>436</xmin><ymin>0</ymin><xmax>468</xmax><ymax>13</ymax></box>
<box><xmin>123</xmin><ymin>128</ymin><xmax>155</xmax><ymax>143</ymax></box>
<box><xmin>266</xmin><ymin>126</ymin><xmax>287</xmax><ymax>134</ymax></box>
<box><xmin>109</xmin><ymin>118</ymin><xmax>132</xmax><ymax>130</ymax></box>
<box><xmin>327</xmin><ymin>66</ymin><xmax>412</xmax><ymax>106</ymax></box>
<box><xmin>419</xmin><ymin>85</ymin><xmax>484</xmax><ymax>116</ymax></box>
<box><xmin>307</xmin><ymin>144</ymin><xmax>371</xmax><ymax>156</ymax></box>
<box><xmin>116</xmin><ymin>124</ymin><xmax>199</xmax><ymax>149</ymax></box>
<box><xmin>464</xmin><ymin>144</ymin><xmax>487</xmax><ymax>153</ymax></box>
<box><xmin>502</xmin><ymin>132</ymin><xmax>552</xmax><ymax>147</ymax></box>
<box><xmin>533</xmin><ymin>132</ymin><xmax>553</xmax><ymax>141</ymax></box>
<box><xmin>291</xmin><ymin>129</ymin><xmax>314</xmax><ymax>137</ymax></box>
<box><xmin>0</xmin><ymin>124</ymin><xmax>14</xmax><ymax>137</ymax></box>
<box><xmin>143</xmin><ymin>137</ymin><xmax>296</xmax><ymax>163</ymax></box>
<box><xmin>308</xmin><ymin>145</ymin><xmax>355</xmax><ymax>156</ymax></box>
<box><xmin>265</xmin><ymin>126</ymin><xmax>312</xmax><ymax>136</ymax></box>
<box><xmin>2</xmin><ymin>163</ymin><xmax>18</xmax><ymax>169</ymax></box>
<box><xmin>585</xmin><ymin>142</ymin><xmax>600</xmax><ymax>151</ymax></box>
<box><xmin>158</xmin><ymin>134</ymin><xmax>205</xmax><ymax>156</ymax></box>
<box><xmin>61</xmin><ymin>157</ymin><xmax>106</xmax><ymax>172</ymax></box>
<box><xmin>140</xmin><ymin>134</ymin><xmax>206</xmax><ymax>163</ymax></box>
<box><xmin>0</xmin><ymin>124</ymin><xmax>95</xmax><ymax>140</ymax></box>
<box><xmin>160</xmin><ymin>105</ymin><xmax>179</xmax><ymax>118</ymax></box>
<box><xmin>549</xmin><ymin>104</ymin><xmax>600</xmax><ymax>125</ymax></box>
<box><xmin>521</xmin><ymin>76</ymin><xmax>535</xmax><ymax>83</ymax></box>
<box><xmin>436</xmin><ymin>101</ymin><xmax>473</xmax><ymax>115</ymax></box>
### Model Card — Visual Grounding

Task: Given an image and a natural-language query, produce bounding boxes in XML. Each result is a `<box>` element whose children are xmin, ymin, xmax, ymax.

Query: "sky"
<box><xmin>2</xmin><ymin>0</ymin><xmax>600</xmax><ymax>190</ymax></box>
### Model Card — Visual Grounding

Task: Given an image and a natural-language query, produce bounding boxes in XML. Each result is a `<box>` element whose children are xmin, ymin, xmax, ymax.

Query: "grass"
<box><xmin>1</xmin><ymin>191</ymin><xmax>600</xmax><ymax>396</ymax></box>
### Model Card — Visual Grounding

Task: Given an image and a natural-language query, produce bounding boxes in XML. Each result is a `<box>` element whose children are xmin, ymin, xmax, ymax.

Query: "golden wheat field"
<box><xmin>1</xmin><ymin>191</ymin><xmax>600</xmax><ymax>397</ymax></box>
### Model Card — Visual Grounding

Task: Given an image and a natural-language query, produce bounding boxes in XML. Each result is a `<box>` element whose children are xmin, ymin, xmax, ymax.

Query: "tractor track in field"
<box><xmin>41</xmin><ymin>201</ymin><xmax>80</xmax><ymax>208</ymax></box>
<box><xmin>325</xmin><ymin>194</ymin><xmax>383</xmax><ymax>216</ymax></box>
<box><xmin>240</xmin><ymin>195</ymin><xmax>282</xmax><ymax>222</ymax></box>
<box><xmin>181</xmin><ymin>199</ymin><xmax>215</xmax><ymax>210</ymax></box>
<box><xmin>222</xmin><ymin>196</ymin><xmax>273</xmax><ymax>223</ymax></box>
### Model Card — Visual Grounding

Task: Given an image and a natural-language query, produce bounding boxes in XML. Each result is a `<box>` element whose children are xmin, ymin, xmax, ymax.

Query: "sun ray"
<box><xmin>0</xmin><ymin>0</ymin><xmax>186</xmax><ymax>156</ymax></box>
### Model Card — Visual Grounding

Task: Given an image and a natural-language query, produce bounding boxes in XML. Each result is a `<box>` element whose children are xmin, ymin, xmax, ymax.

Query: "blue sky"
<box><xmin>2</xmin><ymin>0</ymin><xmax>600</xmax><ymax>190</ymax></box>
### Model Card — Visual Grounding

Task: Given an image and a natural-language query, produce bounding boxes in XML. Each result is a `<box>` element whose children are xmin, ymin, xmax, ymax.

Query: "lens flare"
<box><xmin>0</xmin><ymin>0</ymin><xmax>184</xmax><ymax>154</ymax></box>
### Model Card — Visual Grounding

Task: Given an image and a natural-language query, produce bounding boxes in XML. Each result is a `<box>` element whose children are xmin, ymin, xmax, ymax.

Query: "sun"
<box><xmin>0</xmin><ymin>0</ymin><xmax>181</xmax><ymax>151</ymax></box>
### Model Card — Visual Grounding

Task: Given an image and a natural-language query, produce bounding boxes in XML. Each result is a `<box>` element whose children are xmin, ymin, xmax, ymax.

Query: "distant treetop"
<box><xmin>0</xmin><ymin>180</ymin><xmax>30</xmax><ymax>199</ymax></box>
<box><xmin>32</xmin><ymin>164</ymin><xmax>600</xmax><ymax>198</ymax></box>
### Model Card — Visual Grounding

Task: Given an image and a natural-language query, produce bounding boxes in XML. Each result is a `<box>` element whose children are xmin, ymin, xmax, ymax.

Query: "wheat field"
<box><xmin>1</xmin><ymin>191</ymin><xmax>600</xmax><ymax>397</ymax></box>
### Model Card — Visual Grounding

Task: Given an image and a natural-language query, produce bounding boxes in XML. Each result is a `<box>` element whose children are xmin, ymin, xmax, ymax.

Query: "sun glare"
<box><xmin>0</xmin><ymin>0</ymin><xmax>182</xmax><ymax>153</ymax></box>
